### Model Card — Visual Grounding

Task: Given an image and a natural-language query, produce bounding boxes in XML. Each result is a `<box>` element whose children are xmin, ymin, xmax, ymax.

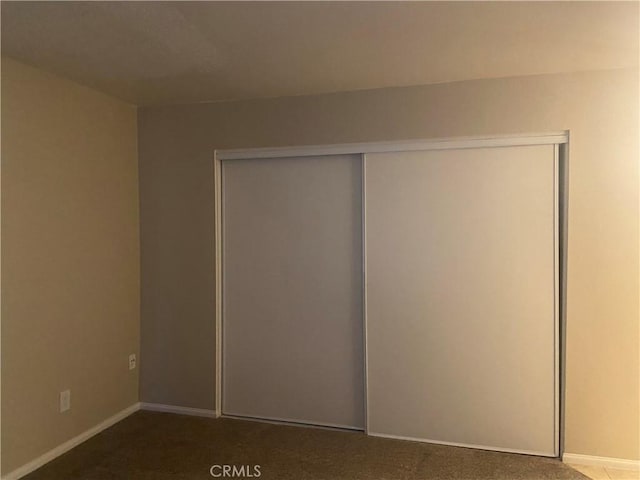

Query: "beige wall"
<box><xmin>1</xmin><ymin>58</ymin><xmax>140</xmax><ymax>474</ymax></box>
<box><xmin>138</xmin><ymin>67</ymin><xmax>639</xmax><ymax>460</ymax></box>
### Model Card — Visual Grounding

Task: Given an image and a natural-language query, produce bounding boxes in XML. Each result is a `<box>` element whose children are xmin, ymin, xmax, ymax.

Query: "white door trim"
<box><xmin>213</xmin><ymin>150</ymin><xmax>223</xmax><ymax>419</ymax></box>
<box><xmin>361</xmin><ymin>153</ymin><xmax>369</xmax><ymax>435</ymax></box>
<box><xmin>216</xmin><ymin>132</ymin><xmax>568</xmax><ymax>161</ymax></box>
<box><xmin>554</xmin><ymin>143</ymin><xmax>561</xmax><ymax>457</ymax></box>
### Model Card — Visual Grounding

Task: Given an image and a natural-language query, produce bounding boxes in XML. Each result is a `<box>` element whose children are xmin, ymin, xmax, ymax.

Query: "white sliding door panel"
<box><xmin>222</xmin><ymin>154</ymin><xmax>364</xmax><ymax>429</ymax></box>
<box><xmin>365</xmin><ymin>145</ymin><xmax>557</xmax><ymax>455</ymax></box>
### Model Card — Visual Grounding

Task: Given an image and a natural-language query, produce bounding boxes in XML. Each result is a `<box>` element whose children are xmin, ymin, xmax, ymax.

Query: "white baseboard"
<box><xmin>563</xmin><ymin>453</ymin><xmax>640</xmax><ymax>471</ymax></box>
<box><xmin>2</xmin><ymin>402</ymin><xmax>141</xmax><ymax>480</ymax></box>
<box><xmin>139</xmin><ymin>402</ymin><xmax>218</xmax><ymax>418</ymax></box>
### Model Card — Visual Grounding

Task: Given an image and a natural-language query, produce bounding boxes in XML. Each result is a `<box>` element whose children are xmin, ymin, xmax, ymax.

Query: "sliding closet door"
<box><xmin>222</xmin><ymin>154</ymin><xmax>364</xmax><ymax>429</ymax></box>
<box><xmin>365</xmin><ymin>145</ymin><xmax>557</xmax><ymax>455</ymax></box>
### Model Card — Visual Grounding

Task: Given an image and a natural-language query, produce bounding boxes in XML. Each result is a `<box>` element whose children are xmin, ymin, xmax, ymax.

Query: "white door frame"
<box><xmin>213</xmin><ymin>131</ymin><xmax>569</xmax><ymax>454</ymax></box>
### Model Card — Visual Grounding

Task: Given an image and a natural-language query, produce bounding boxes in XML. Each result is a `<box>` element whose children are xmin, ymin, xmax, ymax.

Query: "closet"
<box><xmin>216</xmin><ymin>134</ymin><xmax>564</xmax><ymax>457</ymax></box>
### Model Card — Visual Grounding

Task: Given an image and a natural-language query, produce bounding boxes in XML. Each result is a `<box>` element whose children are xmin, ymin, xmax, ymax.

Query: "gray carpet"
<box><xmin>23</xmin><ymin>411</ymin><xmax>588</xmax><ymax>479</ymax></box>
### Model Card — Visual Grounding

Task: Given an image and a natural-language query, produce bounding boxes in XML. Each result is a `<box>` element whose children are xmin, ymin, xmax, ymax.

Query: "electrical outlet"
<box><xmin>60</xmin><ymin>390</ymin><xmax>71</xmax><ymax>412</ymax></box>
<box><xmin>129</xmin><ymin>353</ymin><xmax>136</xmax><ymax>370</ymax></box>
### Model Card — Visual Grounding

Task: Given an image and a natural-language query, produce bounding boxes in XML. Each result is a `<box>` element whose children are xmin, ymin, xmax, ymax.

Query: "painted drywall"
<box><xmin>1</xmin><ymin>1</ymin><xmax>638</xmax><ymax>105</ymax></box>
<box><xmin>138</xmin><ymin>68</ymin><xmax>639</xmax><ymax>460</ymax></box>
<box><xmin>1</xmin><ymin>57</ymin><xmax>140</xmax><ymax>475</ymax></box>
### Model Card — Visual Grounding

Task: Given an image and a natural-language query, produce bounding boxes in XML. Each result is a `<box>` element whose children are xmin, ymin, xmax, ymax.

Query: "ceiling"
<box><xmin>2</xmin><ymin>1</ymin><xmax>638</xmax><ymax>106</ymax></box>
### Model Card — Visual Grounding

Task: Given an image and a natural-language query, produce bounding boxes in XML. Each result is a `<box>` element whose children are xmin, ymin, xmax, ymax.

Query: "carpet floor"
<box><xmin>23</xmin><ymin>411</ymin><xmax>588</xmax><ymax>480</ymax></box>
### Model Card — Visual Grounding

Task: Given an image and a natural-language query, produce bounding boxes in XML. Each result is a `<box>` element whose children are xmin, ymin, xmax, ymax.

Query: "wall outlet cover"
<box><xmin>60</xmin><ymin>390</ymin><xmax>71</xmax><ymax>412</ymax></box>
<box><xmin>129</xmin><ymin>354</ymin><xmax>136</xmax><ymax>370</ymax></box>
